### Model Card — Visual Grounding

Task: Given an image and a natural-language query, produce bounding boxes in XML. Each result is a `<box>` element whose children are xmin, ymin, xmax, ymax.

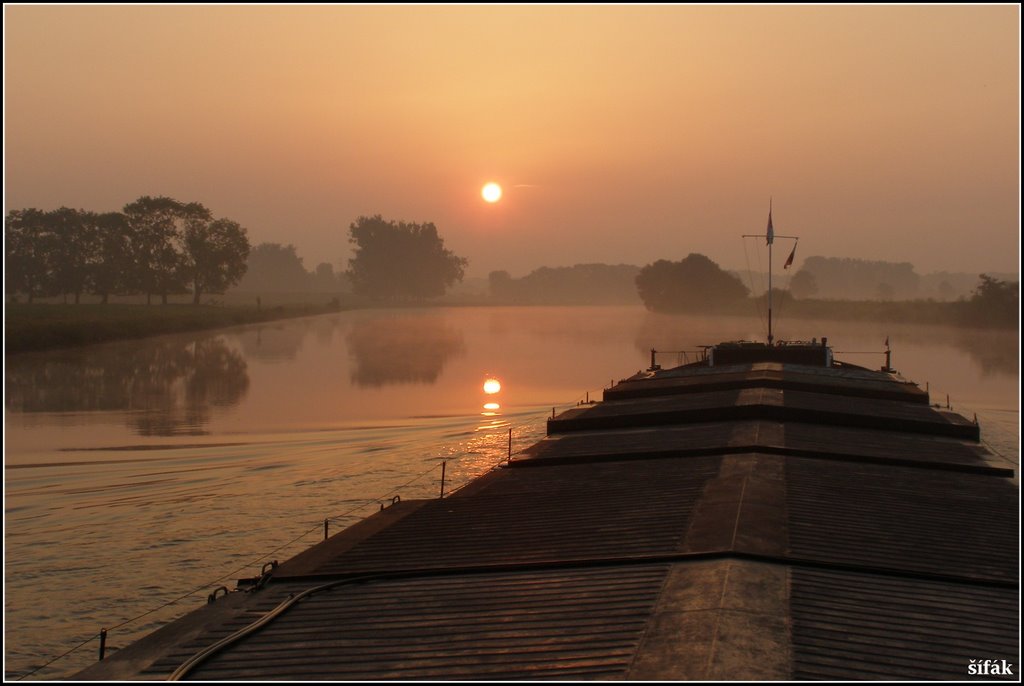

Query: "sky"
<box><xmin>4</xmin><ymin>4</ymin><xmax>1020</xmax><ymax>279</ymax></box>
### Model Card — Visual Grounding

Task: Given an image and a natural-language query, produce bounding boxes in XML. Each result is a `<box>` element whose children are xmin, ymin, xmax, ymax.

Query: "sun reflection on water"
<box><xmin>481</xmin><ymin>375</ymin><xmax>503</xmax><ymax>416</ymax></box>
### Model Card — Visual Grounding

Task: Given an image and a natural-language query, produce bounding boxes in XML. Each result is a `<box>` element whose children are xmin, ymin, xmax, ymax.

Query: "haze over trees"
<box><xmin>232</xmin><ymin>243</ymin><xmax>349</xmax><ymax>295</ymax></box>
<box><xmin>963</xmin><ymin>274</ymin><xmax>1018</xmax><ymax>328</ymax></box>
<box><xmin>237</xmin><ymin>243</ymin><xmax>316</xmax><ymax>293</ymax></box>
<box><xmin>778</xmin><ymin>254</ymin><xmax>1011</xmax><ymax>303</ymax></box>
<box><xmin>488</xmin><ymin>264</ymin><xmax>641</xmax><ymax>304</ymax></box>
<box><xmin>635</xmin><ymin>254</ymin><xmax>749</xmax><ymax>313</ymax></box>
<box><xmin>347</xmin><ymin>215</ymin><xmax>467</xmax><ymax>300</ymax></box>
<box><xmin>5</xmin><ymin>197</ymin><xmax>250</xmax><ymax>305</ymax></box>
<box><xmin>791</xmin><ymin>256</ymin><xmax>920</xmax><ymax>301</ymax></box>
<box><xmin>788</xmin><ymin>269</ymin><xmax>819</xmax><ymax>299</ymax></box>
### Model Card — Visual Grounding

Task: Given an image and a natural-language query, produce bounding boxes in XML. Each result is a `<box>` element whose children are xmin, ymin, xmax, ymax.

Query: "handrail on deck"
<box><xmin>648</xmin><ymin>348</ymin><xmax>708</xmax><ymax>371</ymax></box>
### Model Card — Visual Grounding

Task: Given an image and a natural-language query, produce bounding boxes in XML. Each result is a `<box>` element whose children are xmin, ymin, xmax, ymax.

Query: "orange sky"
<box><xmin>4</xmin><ymin>5</ymin><xmax>1020</xmax><ymax>278</ymax></box>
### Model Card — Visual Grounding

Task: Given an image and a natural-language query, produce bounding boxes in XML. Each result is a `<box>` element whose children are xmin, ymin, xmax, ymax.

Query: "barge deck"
<box><xmin>75</xmin><ymin>349</ymin><xmax>1019</xmax><ymax>681</ymax></box>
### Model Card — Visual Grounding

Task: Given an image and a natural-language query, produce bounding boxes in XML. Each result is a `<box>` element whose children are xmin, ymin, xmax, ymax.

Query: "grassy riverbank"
<box><xmin>759</xmin><ymin>296</ymin><xmax>1016</xmax><ymax>330</ymax></box>
<box><xmin>6</xmin><ymin>290</ymin><xmax>1016</xmax><ymax>356</ymax></box>
<box><xmin>4</xmin><ymin>302</ymin><xmax>348</xmax><ymax>355</ymax></box>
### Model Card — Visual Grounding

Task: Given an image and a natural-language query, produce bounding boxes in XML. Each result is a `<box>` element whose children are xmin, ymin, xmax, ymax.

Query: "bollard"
<box><xmin>439</xmin><ymin>460</ymin><xmax>447</xmax><ymax>498</ymax></box>
<box><xmin>99</xmin><ymin>628</ymin><xmax>107</xmax><ymax>661</ymax></box>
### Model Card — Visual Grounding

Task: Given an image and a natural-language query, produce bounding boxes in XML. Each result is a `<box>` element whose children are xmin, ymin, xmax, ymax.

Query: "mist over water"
<box><xmin>4</xmin><ymin>306</ymin><xmax>1019</xmax><ymax>678</ymax></box>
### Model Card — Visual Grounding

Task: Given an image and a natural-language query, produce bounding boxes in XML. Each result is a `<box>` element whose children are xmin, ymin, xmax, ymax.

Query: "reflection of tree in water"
<box><xmin>952</xmin><ymin>330</ymin><xmax>1018</xmax><ymax>377</ymax></box>
<box><xmin>347</xmin><ymin>314</ymin><xmax>466</xmax><ymax>387</ymax></box>
<box><xmin>5</xmin><ymin>336</ymin><xmax>249</xmax><ymax>436</ymax></box>
<box><xmin>313</xmin><ymin>314</ymin><xmax>343</xmax><ymax>347</ymax></box>
<box><xmin>132</xmin><ymin>338</ymin><xmax>250</xmax><ymax>435</ymax></box>
<box><xmin>236</xmin><ymin>321</ymin><xmax>310</xmax><ymax>362</ymax></box>
<box><xmin>235</xmin><ymin>315</ymin><xmax>346</xmax><ymax>363</ymax></box>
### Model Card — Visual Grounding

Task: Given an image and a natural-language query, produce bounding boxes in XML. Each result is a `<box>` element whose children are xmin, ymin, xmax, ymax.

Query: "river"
<box><xmin>3</xmin><ymin>306</ymin><xmax>1019</xmax><ymax>679</ymax></box>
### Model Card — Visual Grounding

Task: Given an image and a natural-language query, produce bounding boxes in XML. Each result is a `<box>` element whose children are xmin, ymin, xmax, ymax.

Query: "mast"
<box><xmin>743</xmin><ymin>199</ymin><xmax>796</xmax><ymax>347</ymax></box>
<box><xmin>767</xmin><ymin>198</ymin><xmax>774</xmax><ymax>345</ymax></box>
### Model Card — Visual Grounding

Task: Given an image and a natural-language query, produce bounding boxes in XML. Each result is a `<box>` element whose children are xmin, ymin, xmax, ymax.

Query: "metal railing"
<box><xmin>647</xmin><ymin>348</ymin><xmax>709</xmax><ymax>371</ymax></box>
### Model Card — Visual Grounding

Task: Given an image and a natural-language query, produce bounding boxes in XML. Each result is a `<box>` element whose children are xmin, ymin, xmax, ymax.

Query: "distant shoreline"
<box><xmin>4</xmin><ymin>294</ymin><xmax>1016</xmax><ymax>356</ymax></box>
<box><xmin>3</xmin><ymin>302</ymin><xmax>348</xmax><ymax>356</ymax></box>
<box><xmin>736</xmin><ymin>296</ymin><xmax>1017</xmax><ymax>331</ymax></box>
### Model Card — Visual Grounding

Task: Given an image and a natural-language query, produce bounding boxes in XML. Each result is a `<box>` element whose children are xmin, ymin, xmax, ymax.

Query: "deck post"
<box><xmin>98</xmin><ymin>628</ymin><xmax>107</xmax><ymax>661</ymax></box>
<box><xmin>439</xmin><ymin>461</ymin><xmax>447</xmax><ymax>498</ymax></box>
<box><xmin>324</xmin><ymin>518</ymin><xmax>329</xmax><ymax>540</ymax></box>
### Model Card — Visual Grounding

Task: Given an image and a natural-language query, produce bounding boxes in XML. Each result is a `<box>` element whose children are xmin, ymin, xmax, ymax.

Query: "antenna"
<box><xmin>742</xmin><ymin>201</ymin><xmax>797</xmax><ymax>345</ymax></box>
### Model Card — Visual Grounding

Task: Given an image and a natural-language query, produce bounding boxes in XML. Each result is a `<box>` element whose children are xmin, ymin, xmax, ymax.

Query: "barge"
<box><xmin>75</xmin><ymin>339</ymin><xmax>1019</xmax><ymax>681</ymax></box>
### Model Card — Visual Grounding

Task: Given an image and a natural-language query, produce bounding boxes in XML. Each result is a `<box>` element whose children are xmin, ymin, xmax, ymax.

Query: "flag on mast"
<box><xmin>766</xmin><ymin>206</ymin><xmax>774</xmax><ymax>245</ymax></box>
<box><xmin>784</xmin><ymin>242</ymin><xmax>796</xmax><ymax>269</ymax></box>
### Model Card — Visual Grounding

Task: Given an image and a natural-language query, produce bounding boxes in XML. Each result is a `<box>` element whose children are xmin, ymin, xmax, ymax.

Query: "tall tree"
<box><xmin>347</xmin><ymin>215</ymin><xmax>467</xmax><ymax>300</ymax></box>
<box><xmin>88</xmin><ymin>211</ymin><xmax>134</xmax><ymax>304</ymax></box>
<box><xmin>5</xmin><ymin>208</ymin><xmax>54</xmax><ymax>303</ymax></box>
<box><xmin>182</xmin><ymin>215</ymin><xmax>250</xmax><ymax>304</ymax></box>
<box><xmin>635</xmin><ymin>254</ymin><xmax>749</xmax><ymax>313</ymax></box>
<box><xmin>123</xmin><ymin>196</ymin><xmax>192</xmax><ymax>305</ymax></box>
<box><xmin>46</xmin><ymin>207</ymin><xmax>95</xmax><ymax>304</ymax></box>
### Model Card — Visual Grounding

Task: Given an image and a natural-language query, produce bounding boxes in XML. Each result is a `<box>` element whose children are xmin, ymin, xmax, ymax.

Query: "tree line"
<box><xmin>6</xmin><ymin>196</ymin><xmax>250</xmax><ymax>305</ymax></box>
<box><xmin>9</xmin><ymin>199</ymin><xmax>1013</xmax><ymax>330</ymax></box>
<box><xmin>233</xmin><ymin>243</ymin><xmax>350</xmax><ymax>294</ymax></box>
<box><xmin>633</xmin><ymin>253</ymin><xmax>1017</xmax><ymax>329</ymax></box>
<box><xmin>786</xmin><ymin>256</ymin><xmax>1016</xmax><ymax>302</ymax></box>
<box><xmin>232</xmin><ymin>217</ymin><xmax>468</xmax><ymax>300</ymax></box>
<box><xmin>789</xmin><ymin>256</ymin><xmax>920</xmax><ymax>300</ymax></box>
<box><xmin>347</xmin><ymin>215</ymin><xmax>467</xmax><ymax>300</ymax></box>
<box><xmin>5</xmin><ymin>208</ymin><xmax>470</xmax><ymax>305</ymax></box>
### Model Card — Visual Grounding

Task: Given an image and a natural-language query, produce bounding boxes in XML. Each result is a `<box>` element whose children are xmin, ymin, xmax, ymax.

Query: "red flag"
<box><xmin>784</xmin><ymin>243</ymin><xmax>796</xmax><ymax>269</ymax></box>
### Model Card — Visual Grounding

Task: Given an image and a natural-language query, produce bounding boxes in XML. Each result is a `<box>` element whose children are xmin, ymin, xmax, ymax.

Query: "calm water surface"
<box><xmin>4</xmin><ymin>306</ymin><xmax>1019</xmax><ymax>678</ymax></box>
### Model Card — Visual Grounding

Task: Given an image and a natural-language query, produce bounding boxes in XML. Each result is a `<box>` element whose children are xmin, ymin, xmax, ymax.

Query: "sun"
<box><xmin>481</xmin><ymin>182</ymin><xmax>502</xmax><ymax>203</ymax></box>
<box><xmin>483</xmin><ymin>378</ymin><xmax>501</xmax><ymax>394</ymax></box>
